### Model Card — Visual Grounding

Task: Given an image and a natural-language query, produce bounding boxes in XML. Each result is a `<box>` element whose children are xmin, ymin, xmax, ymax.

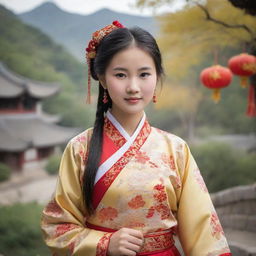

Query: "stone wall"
<box><xmin>211</xmin><ymin>184</ymin><xmax>256</xmax><ymax>256</ymax></box>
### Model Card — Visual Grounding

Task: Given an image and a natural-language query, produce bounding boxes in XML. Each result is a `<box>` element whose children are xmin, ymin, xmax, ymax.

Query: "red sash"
<box><xmin>86</xmin><ymin>222</ymin><xmax>180</xmax><ymax>256</ymax></box>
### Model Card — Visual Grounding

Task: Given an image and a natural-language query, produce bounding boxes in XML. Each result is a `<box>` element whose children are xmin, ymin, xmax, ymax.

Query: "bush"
<box><xmin>0</xmin><ymin>202</ymin><xmax>50</xmax><ymax>256</ymax></box>
<box><xmin>45</xmin><ymin>154</ymin><xmax>61</xmax><ymax>175</ymax></box>
<box><xmin>191</xmin><ymin>142</ymin><xmax>256</xmax><ymax>193</ymax></box>
<box><xmin>0</xmin><ymin>162</ymin><xmax>11</xmax><ymax>182</ymax></box>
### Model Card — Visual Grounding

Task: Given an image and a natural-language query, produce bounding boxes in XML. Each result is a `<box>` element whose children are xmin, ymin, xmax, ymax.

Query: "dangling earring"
<box><xmin>153</xmin><ymin>91</ymin><xmax>157</xmax><ymax>103</ymax></box>
<box><xmin>103</xmin><ymin>89</ymin><xmax>108</xmax><ymax>104</ymax></box>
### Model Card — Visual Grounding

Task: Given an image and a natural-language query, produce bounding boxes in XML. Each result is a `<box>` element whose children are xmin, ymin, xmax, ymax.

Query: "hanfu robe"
<box><xmin>41</xmin><ymin>111</ymin><xmax>231</xmax><ymax>256</ymax></box>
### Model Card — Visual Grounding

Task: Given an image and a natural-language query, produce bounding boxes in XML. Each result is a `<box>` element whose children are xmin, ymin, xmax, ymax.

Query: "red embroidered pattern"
<box><xmin>55</xmin><ymin>223</ymin><xmax>79</xmax><ymax>237</ymax></box>
<box><xmin>153</xmin><ymin>184</ymin><xmax>167</xmax><ymax>202</ymax></box>
<box><xmin>194</xmin><ymin>168</ymin><xmax>208</xmax><ymax>192</ymax></box>
<box><xmin>44</xmin><ymin>198</ymin><xmax>63</xmax><ymax>217</ymax></box>
<box><xmin>102</xmin><ymin>121</ymin><xmax>151</xmax><ymax>186</ymax></box>
<box><xmin>155</xmin><ymin>204</ymin><xmax>170</xmax><ymax>220</ymax></box>
<box><xmin>147</xmin><ymin>183</ymin><xmax>170</xmax><ymax>220</ymax></box>
<box><xmin>98</xmin><ymin>207</ymin><xmax>118</xmax><ymax>223</ymax></box>
<box><xmin>146</xmin><ymin>206</ymin><xmax>155</xmax><ymax>218</ymax></box>
<box><xmin>210</xmin><ymin>212</ymin><xmax>224</xmax><ymax>240</ymax></box>
<box><xmin>75</xmin><ymin>133</ymin><xmax>87</xmax><ymax>143</ymax></box>
<box><xmin>140</xmin><ymin>230</ymin><xmax>175</xmax><ymax>253</ymax></box>
<box><xmin>104</xmin><ymin>118</ymin><xmax>127</xmax><ymax>148</ymax></box>
<box><xmin>128</xmin><ymin>195</ymin><xmax>146</xmax><ymax>209</ymax></box>
<box><xmin>135</xmin><ymin>151</ymin><xmax>150</xmax><ymax>164</ymax></box>
<box><xmin>169</xmin><ymin>156</ymin><xmax>176</xmax><ymax>170</ymax></box>
<box><xmin>96</xmin><ymin>233</ymin><xmax>112</xmax><ymax>256</ymax></box>
<box><xmin>128</xmin><ymin>222</ymin><xmax>145</xmax><ymax>228</ymax></box>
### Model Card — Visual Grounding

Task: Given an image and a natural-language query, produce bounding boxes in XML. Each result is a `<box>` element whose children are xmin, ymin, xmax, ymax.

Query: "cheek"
<box><xmin>143</xmin><ymin>77</ymin><xmax>157</xmax><ymax>95</ymax></box>
<box><xmin>105</xmin><ymin>78</ymin><xmax>122</xmax><ymax>97</ymax></box>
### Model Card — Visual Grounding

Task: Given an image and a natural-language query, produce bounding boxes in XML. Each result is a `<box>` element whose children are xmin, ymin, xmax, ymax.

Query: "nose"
<box><xmin>126</xmin><ymin>78</ymin><xmax>140</xmax><ymax>94</ymax></box>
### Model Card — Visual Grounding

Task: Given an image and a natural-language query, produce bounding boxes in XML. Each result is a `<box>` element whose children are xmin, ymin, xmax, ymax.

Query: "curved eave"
<box><xmin>0</xmin><ymin>115</ymin><xmax>80</xmax><ymax>151</ymax></box>
<box><xmin>26</xmin><ymin>81</ymin><xmax>61</xmax><ymax>98</ymax></box>
<box><xmin>0</xmin><ymin>62</ymin><xmax>61</xmax><ymax>98</ymax></box>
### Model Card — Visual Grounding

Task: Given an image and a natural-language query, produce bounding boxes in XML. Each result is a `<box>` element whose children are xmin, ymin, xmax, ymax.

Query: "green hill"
<box><xmin>0</xmin><ymin>4</ymin><xmax>94</xmax><ymax>128</ymax></box>
<box><xmin>18</xmin><ymin>2</ymin><xmax>158</xmax><ymax>61</ymax></box>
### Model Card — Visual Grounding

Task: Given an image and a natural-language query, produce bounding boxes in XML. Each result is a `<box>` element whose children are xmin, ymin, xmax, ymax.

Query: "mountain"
<box><xmin>19</xmin><ymin>2</ymin><xmax>158</xmax><ymax>61</ymax></box>
<box><xmin>0</xmin><ymin>4</ymin><xmax>94</xmax><ymax>128</ymax></box>
<box><xmin>0</xmin><ymin>4</ymin><xmax>84</xmax><ymax>84</ymax></box>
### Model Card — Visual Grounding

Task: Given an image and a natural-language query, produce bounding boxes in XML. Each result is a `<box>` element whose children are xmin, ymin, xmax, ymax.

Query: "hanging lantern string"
<box><xmin>213</xmin><ymin>48</ymin><xmax>219</xmax><ymax>65</ymax></box>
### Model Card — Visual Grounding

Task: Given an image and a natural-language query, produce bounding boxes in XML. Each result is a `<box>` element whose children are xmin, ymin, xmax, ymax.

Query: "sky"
<box><xmin>0</xmin><ymin>0</ymin><xmax>185</xmax><ymax>16</ymax></box>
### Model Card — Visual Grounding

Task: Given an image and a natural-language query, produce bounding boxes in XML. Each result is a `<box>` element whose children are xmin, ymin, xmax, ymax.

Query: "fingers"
<box><xmin>121</xmin><ymin>247</ymin><xmax>138</xmax><ymax>256</ymax></box>
<box><xmin>107</xmin><ymin>228</ymin><xmax>144</xmax><ymax>256</ymax></box>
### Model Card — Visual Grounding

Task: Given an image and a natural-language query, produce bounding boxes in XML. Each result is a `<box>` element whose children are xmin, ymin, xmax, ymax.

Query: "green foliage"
<box><xmin>0</xmin><ymin>5</ymin><xmax>94</xmax><ymax>129</ymax></box>
<box><xmin>191</xmin><ymin>142</ymin><xmax>256</xmax><ymax>192</ymax></box>
<box><xmin>0</xmin><ymin>162</ymin><xmax>11</xmax><ymax>182</ymax></box>
<box><xmin>0</xmin><ymin>202</ymin><xmax>50</xmax><ymax>256</ymax></box>
<box><xmin>45</xmin><ymin>154</ymin><xmax>61</xmax><ymax>175</ymax></box>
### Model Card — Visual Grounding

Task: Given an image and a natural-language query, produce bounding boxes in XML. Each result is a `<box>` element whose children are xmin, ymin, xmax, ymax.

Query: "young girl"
<box><xmin>41</xmin><ymin>21</ymin><xmax>231</xmax><ymax>256</ymax></box>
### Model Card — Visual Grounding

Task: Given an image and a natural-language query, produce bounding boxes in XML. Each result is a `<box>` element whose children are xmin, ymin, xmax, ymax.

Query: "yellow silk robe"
<box><xmin>41</xmin><ymin>117</ymin><xmax>231</xmax><ymax>256</ymax></box>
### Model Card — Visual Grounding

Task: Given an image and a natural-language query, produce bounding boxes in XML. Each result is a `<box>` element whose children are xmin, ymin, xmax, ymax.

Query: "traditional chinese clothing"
<box><xmin>41</xmin><ymin>111</ymin><xmax>231</xmax><ymax>256</ymax></box>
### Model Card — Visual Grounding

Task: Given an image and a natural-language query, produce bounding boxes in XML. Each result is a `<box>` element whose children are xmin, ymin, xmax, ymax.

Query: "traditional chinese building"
<box><xmin>0</xmin><ymin>62</ymin><xmax>79</xmax><ymax>170</ymax></box>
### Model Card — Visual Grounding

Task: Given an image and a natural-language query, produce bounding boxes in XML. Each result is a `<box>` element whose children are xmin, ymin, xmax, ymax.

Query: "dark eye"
<box><xmin>115</xmin><ymin>73</ymin><xmax>126</xmax><ymax>78</ymax></box>
<box><xmin>140</xmin><ymin>72</ymin><xmax>151</xmax><ymax>78</ymax></box>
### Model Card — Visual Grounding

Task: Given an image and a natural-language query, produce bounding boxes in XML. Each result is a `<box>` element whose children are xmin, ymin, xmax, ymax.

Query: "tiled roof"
<box><xmin>0</xmin><ymin>62</ymin><xmax>60</xmax><ymax>98</ymax></box>
<box><xmin>0</xmin><ymin>113</ymin><xmax>81</xmax><ymax>151</ymax></box>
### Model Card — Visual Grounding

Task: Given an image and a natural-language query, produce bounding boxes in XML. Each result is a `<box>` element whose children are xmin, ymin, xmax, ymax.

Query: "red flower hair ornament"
<box><xmin>85</xmin><ymin>20</ymin><xmax>125</xmax><ymax>104</ymax></box>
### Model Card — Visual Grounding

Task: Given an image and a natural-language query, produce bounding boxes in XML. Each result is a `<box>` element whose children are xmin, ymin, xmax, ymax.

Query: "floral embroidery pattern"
<box><xmin>140</xmin><ymin>230</ymin><xmax>174</xmax><ymax>253</ymax></box>
<box><xmin>44</xmin><ymin>198</ymin><xmax>63</xmax><ymax>217</ymax></box>
<box><xmin>74</xmin><ymin>133</ymin><xmax>87</xmax><ymax>143</ymax></box>
<box><xmin>134</xmin><ymin>151</ymin><xmax>150</xmax><ymax>164</ymax></box>
<box><xmin>194</xmin><ymin>168</ymin><xmax>208</xmax><ymax>192</ymax></box>
<box><xmin>146</xmin><ymin>183</ymin><xmax>170</xmax><ymax>220</ymax></box>
<box><xmin>169</xmin><ymin>156</ymin><xmax>176</xmax><ymax>170</ymax></box>
<box><xmin>161</xmin><ymin>153</ymin><xmax>176</xmax><ymax>170</ymax></box>
<box><xmin>102</xmin><ymin>121</ymin><xmax>151</xmax><ymax>186</ymax></box>
<box><xmin>210</xmin><ymin>212</ymin><xmax>224</xmax><ymax>240</ymax></box>
<box><xmin>98</xmin><ymin>207</ymin><xmax>118</xmax><ymax>223</ymax></box>
<box><xmin>134</xmin><ymin>151</ymin><xmax>158</xmax><ymax>168</ymax></box>
<box><xmin>96</xmin><ymin>233</ymin><xmax>112</xmax><ymax>256</ymax></box>
<box><xmin>127</xmin><ymin>222</ymin><xmax>145</xmax><ymax>228</ymax></box>
<box><xmin>153</xmin><ymin>184</ymin><xmax>167</xmax><ymax>202</ymax></box>
<box><xmin>104</xmin><ymin>118</ymin><xmax>127</xmax><ymax>148</ymax></box>
<box><xmin>128</xmin><ymin>195</ymin><xmax>146</xmax><ymax>209</ymax></box>
<box><xmin>55</xmin><ymin>223</ymin><xmax>79</xmax><ymax>237</ymax></box>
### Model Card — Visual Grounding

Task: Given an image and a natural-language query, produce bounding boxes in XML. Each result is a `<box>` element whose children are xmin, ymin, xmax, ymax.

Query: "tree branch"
<box><xmin>196</xmin><ymin>2</ymin><xmax>254</xmax><ymax>40</ymax></box>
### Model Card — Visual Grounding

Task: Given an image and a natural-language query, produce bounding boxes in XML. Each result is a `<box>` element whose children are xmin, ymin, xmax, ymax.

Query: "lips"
<box><xmin>125</xmin><ymin>97</ymin><xmax>142</xmax><ymax>103</ymax></box>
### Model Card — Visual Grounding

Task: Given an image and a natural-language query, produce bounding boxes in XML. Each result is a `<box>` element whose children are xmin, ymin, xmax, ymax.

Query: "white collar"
<box><xmin>106</xmin><ymin>110</ymin><xmax>146</xmax><ymax>141</ymax></box>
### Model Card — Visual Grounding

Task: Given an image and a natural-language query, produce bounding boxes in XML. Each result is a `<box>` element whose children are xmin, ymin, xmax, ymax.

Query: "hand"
<box><xmin>107</xmin><ymin>227</ymin><xmax>144</xmax><ymax>256</ymax></box>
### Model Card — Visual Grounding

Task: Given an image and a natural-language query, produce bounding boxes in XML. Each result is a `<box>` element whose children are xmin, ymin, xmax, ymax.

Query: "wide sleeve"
<box><xmin>176</xmin><ymin>143</ymin><xmax>231</xmax><ymax>256</ymax></box>
<box><xmin>41</xmin><ymin>137</ymin><xmax>112</xmax><ymax>256</ymax></box>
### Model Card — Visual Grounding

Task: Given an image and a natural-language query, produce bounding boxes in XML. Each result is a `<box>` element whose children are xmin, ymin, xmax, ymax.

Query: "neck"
<box><xmin>110</xmin><ymin>110</ymin><xmax>144</xmax><ymax>136</ymax></box>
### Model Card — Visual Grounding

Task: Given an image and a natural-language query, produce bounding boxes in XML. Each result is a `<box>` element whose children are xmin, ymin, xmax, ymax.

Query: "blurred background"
<box><xmin>0</xmin><ymin>0</ymin><xmax>255</xmax><ymax>255</ymax></box>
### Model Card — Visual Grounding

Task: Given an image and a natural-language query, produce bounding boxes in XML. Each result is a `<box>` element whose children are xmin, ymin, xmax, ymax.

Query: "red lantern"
<box><xmin>200</xmin><ymin>65</ymin><xmax>232</xmax><ymax>103</ymax></box>
<box><xmin>228</xmin><ymin>53</ymin><xmax>256</xmax><ymax>88</ymax></box>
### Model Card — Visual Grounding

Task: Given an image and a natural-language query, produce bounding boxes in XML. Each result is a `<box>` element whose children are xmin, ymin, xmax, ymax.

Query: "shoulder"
<box><xmin>63</xmin><ymin>127</ymin><xmax>93</xmax><ymax>159</ymax></box>
<box><xmin>151</xmin><ymin>126</ymin><xmax>187</xmax><ymax>150</ymax></box>
<box><xmin>69</xmin><ymin>127</ymin><xmax>93</xmax><ymax>147</ymax></box>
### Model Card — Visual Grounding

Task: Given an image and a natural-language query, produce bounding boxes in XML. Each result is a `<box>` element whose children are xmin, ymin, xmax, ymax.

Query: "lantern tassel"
<box><xmin>212</xmin><ymin>89</ymin><xmax>221</xmax><ymax>103</ymax></box>
<box><xmin>240</xmin><ymin>76</ymin><xmax>248</xmax><ymax>88</ymax></box>
<box><xmin>246</xmin><ymin>84</ymin><xmax>256</xmax><ymax>117</ymax></box>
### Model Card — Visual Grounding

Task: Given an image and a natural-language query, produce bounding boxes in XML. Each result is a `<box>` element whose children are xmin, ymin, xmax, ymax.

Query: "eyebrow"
<box><xmin>113</xmin><ymin>67</ymin><xmax>153</xmax><ymax>71</ymax></box>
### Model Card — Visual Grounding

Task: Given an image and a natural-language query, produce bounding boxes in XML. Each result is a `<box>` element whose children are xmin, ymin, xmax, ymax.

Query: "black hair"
<box><xmin>83</xmin><ymin>27</ymin><xmax>164</xmax><ymax>215</ymax></box>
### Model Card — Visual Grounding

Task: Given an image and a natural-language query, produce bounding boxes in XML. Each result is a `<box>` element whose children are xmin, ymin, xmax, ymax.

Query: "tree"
<box><xmin>137</xmin><ymin>0</ymin><xmax>256</xmax><ymax>140</ymax></box>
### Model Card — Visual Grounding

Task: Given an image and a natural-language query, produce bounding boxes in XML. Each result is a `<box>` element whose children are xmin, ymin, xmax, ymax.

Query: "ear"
<box><xmin>98</xmin><ymin>75</ymin><xmax>107</xmax><ymax>89</ymax></box>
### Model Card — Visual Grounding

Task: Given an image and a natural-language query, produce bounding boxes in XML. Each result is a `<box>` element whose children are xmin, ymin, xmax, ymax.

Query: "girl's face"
<box><xmin>102</xmin><ymin>46</ymin><xmax>158</xmax><ymax>121</ymax></box>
